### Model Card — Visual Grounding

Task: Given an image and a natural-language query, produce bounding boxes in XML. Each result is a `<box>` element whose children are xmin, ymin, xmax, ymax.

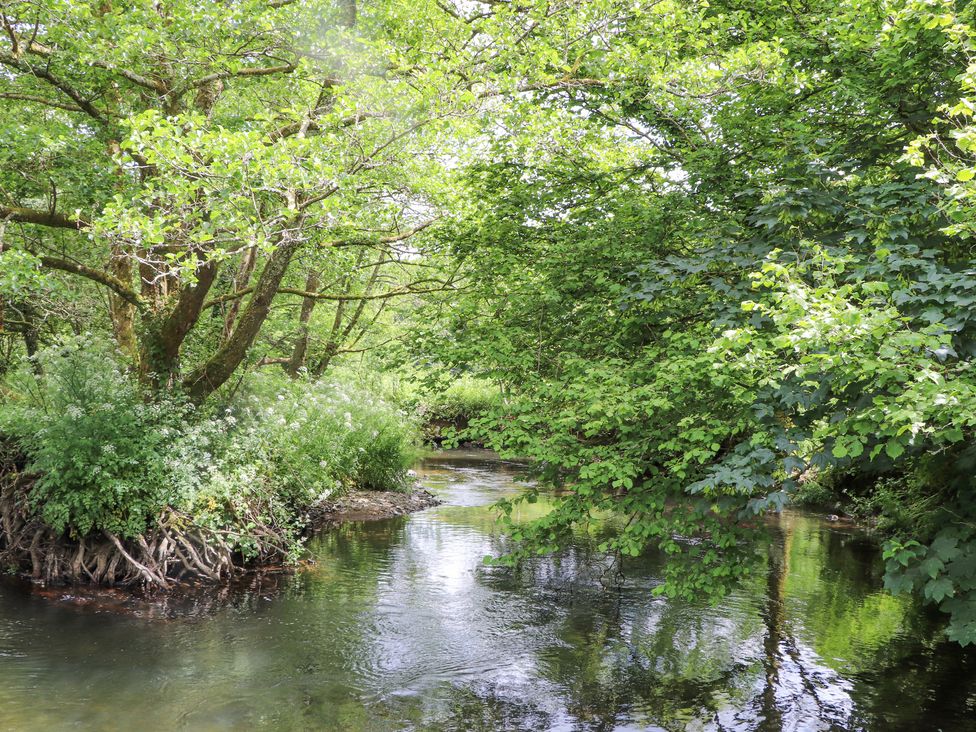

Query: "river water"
<box><xmin>0</xmin><ymin>449</ymin><xmax>974</xmax><ymax>731</ymax></box>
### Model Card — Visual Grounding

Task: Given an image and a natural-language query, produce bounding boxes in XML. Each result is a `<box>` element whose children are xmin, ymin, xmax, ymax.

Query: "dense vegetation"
<box><xmin>3</xmin><ymin>0</ymin><xmax>976</xmax><ymax>642</ymax></box>
<box><xmin>0</xmin><ymin>336</ymin><xmax>417</xmax><ymax>584</ymax></box>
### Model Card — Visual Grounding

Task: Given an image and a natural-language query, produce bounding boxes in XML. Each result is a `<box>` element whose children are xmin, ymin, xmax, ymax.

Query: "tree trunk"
<box><xmin>108</xmin><ymin>246</ymin><xmax>137</xmax><ymax>358</ymax></box>
<box><xmin>138</xmin><ymin>258</ymin><xmax>218</xmax><ymax>388</ymax></box>
<box><xmin>285</xmin><ymin>270</ymin><xmax>320</xmax><ymax>376</ymax></box>
<box><xmin>223</xmin><ymin>246</ymin><xmax>257</xmax><ymax>342</ymax></box>
<box><xmin>183</xmin><ymin>235</ymin><xmax>302</xmax><ymax>401</ymax></box>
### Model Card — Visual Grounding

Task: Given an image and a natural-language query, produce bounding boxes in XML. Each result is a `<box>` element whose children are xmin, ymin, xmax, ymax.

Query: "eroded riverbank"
<box><xmin>309</xmin><ymin>485</ymin><xmax>441</xmax><ymax>523</ymax></box>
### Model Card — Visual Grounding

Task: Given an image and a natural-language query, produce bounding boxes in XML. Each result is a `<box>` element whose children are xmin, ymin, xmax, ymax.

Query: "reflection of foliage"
<box><xmin>439</xmin><ymin>684</ymin><xmax>555</xmax><ymax>732</ymax></box>
<box><xmin>781</xmin><ymin>516</ymin><xmax>908</xmax><ymax>674</ymax></box>
<box><xmin>2</xmin><ymin>469</ymin><xmax>976</xmax><ymax>729</ymax></box>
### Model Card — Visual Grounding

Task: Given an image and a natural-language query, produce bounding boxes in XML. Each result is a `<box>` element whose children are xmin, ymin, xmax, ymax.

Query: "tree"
<box><xmin>0</xmin><ymin>0</ymin><xmax>622</xmax><ymax>399</ymax></box>
<box><xmin>423</xmin><ymin>0</ymin><xmax>976</xmax><ymax>639</ymax></box>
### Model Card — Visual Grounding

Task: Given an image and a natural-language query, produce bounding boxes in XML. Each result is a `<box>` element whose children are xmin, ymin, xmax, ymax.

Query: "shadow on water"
<box><xmin>0</xmin><ymin>448</ymin><xmax>974</xmax><ymax>730</ymax></box>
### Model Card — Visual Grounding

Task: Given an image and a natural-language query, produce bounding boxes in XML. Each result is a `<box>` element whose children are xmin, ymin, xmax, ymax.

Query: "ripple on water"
<box><xmin>0</xmin><ymin>452</ymin><xmax>974</xmax><ymax>731</ymax></box>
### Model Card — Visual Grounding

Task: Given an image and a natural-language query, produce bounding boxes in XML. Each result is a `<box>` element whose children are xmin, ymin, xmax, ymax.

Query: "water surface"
<box><xmin>0</xmin><ymin>449</ymin><xmax>974</xmax><ymax>731</ymax></box>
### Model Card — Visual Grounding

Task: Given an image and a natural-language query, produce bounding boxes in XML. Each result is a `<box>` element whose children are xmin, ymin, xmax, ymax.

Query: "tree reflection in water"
<box><xmin>0</xmin><ymin>450</ymin><xmax>973</xmax><ymax>731</ymax></box>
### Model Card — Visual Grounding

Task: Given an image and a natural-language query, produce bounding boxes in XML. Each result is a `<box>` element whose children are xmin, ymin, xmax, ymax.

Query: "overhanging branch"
<box><xmin>1</xmin><ymin>205</ymin><xmax>88</xmax><ymax>230</ymax></box>
<box><xmin>176</xmin><ymin>63</ymin><xmax>297</xmax><ymax>97</ymax></box>
<box><xmin>36</xmin><ymin>255</ymin><xmax>145</xmax><ymax>309</ymax></box>
<box><xmin>205</xmin><ymin>280</ymin><xmax>457</xmax><ymax>310</ymax></box>
<box><xmin>0</xmin><ymin>52</ymin><xmax>108</xmax><ymax>123</ymax></box>
<box><xmin>0</xmin><ymin>91</ymin><xmax>85</xmax><ymax>113</ymax></box>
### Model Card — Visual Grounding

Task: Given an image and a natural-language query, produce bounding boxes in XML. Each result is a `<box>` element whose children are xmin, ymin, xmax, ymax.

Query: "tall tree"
<box><xmin>0</xmin><ymin>0</ymin><xmax>623</xmax><ymax>399</ymax></box>
<box><xmin>420</xmin><ymin>0</ymin><xmax>976</xmax><ymax>641</ymax></box>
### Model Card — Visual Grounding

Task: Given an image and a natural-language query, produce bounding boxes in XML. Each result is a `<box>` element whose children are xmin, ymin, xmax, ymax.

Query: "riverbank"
<box><xmin>0</xmin><ymin>358</ymin><xmax>425</xmax><ymax>589</ymax></box>
<box><xmin>309</xmin><ymin>485</ymin><xmax>441</xmax><ymax>523</ymax></box>
<box><xmin>1</xmin><ymin>484</ymin><xmax>442</xmax><ymax>619</ymax></box>
<box><xmin>0</xmin><ymin>479</ymin><xmax>441</xmax><ymax>592</ymax></box>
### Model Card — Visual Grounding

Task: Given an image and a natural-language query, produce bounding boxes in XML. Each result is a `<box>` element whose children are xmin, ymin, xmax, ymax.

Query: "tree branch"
<box><xmin>331</xmin><ymin>217</ymin><xmax>440</xmax><ymax>248</ymax></box>
<box><xmin>267</xmin><ymin>108</ymin><xmax>379</xmax><ymax>141</ymax></box>
<box><xmin>88</xmin><ymin>60</ymin><xmax>168</xmax><ymax>94</ymax></box>
<box><xmin>201</xmin><ymin>218</ymin><xmax>441</xmax><ymax>311</ymax></box>
<box><xmin>184</xmin><ymin>229</ymin><xmax>304</xmax><ymax>401</ymax></box>
<box><xmin>176</xmin><ymin>63</ymin><xmax>297</xmax><ymax>97</ymax></box>
<box><xmin>204</xmin><ymin>279</ymin><xmax>457</xmax><ymax>310</ymax></box>
<box><xmin>0</xmin><ymin>205</ymin><xmax>88</xmax><ymax>230</ymax></box>
<box><xmin>0</xmin><ymin>52</ymin><xmax>107</xmax><ymax>123</ymax></box>
<box><xmin>0</xmin><ymin>91</ymin><xmax>85</xmax><ymax>113</ymax></box>
<box><xmin>36</xmin><ymin>255</ymin><xmax>145</xmax><ymax>309</ymax></box>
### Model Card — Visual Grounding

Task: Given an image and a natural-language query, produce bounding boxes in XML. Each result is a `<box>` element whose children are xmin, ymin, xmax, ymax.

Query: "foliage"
<box><xmin>229</xmin><ymin>371</ymin><xmax>420</xmax><ymax>497</ymax></box>
<box><xmin>418</xmin><ymin>376</ymin><xmax>501</xmax><ymax>425</ymax></box>
<box><xmin>348</xmin><ymin>365</ymin><xmax>502</xmax><ymax>442</ymax></box>
<box><xmin>0</xmin><ymin>337</ymin><xmax>418</xmax><ymax>554</ymax></box>
<box><xmin>0</xmin><ymin>0</ymin><xmax>634</xmax><ymax>398</ymax></box>
<box><xmin>400</xmin><ymin>0</ymin><xmax>976</xmax><ymax>642</ymax></box>
<box><xmin>0</xmin><ymin>336</ymin><xmax>194</xmax><ymax>537</ymax></box>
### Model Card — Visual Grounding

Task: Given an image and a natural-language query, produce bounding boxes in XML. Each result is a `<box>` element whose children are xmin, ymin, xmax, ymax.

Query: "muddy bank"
<box><xmin>3</xmin><ymin>560</ymin><xmax>311</xmax><ymax>619</ymax></box>
<box><xmin>310</xmin><ymin>485</ymin><xmax>441</xmax><ymax>523</ymax></box>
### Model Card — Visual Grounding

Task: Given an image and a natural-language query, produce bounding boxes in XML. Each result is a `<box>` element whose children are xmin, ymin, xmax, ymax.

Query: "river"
<box><xmin>0</xmin><ymin>449</ymin><xmax>974</xmax><ymax>731</ymax></box>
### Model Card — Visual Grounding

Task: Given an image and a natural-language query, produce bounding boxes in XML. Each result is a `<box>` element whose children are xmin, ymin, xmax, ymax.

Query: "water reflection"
<box><xmin>0</xmin><ymin>449</ymin><xmax>973</xmax><ymax>730</ymax></box>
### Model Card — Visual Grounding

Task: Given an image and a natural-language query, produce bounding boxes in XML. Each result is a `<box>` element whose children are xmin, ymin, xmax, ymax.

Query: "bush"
<box><xmin>0</xmin><ymin>338</ymin><xmax>420</xmax><ymax>550</ymax></box>
<box><xmin>0</xmin><ymin>336</ymin><xmax>197</xmax><ymax>538</ymax></box>
<box><xmin>790</xmin><ymin>478</ymin><xmax>838</xmax><ymax>511</ymax></box>
<box><xmin>228</xmin><ymin>371</ymin><xmax>420</xmax><ymax>498</ymax></box>
<box><xmin>375</xmin><ymin>370</ymin><xmax>501</xmax><ymax>442</ymax></box>
<box><xmin>421</xmin><ymin>376</ymin><xmax>501</xmax><ymax>424</ymax></box>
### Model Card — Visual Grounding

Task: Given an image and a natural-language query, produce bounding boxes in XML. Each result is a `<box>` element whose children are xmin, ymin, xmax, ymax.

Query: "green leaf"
<box><xmin>925</xmin><ymin>577</ymin><xmax>955</xmax><ymax>603</ymax></box>
<box><xmin>921</xmin><ymin>555</ymin><xmax>945</xmax><ymax>579</ymax></box>
<box><xmin>931</xmin><ymin>535</ymin><xmax>962</xmax><ymax>562</ymax></box>
<box><xmin>885</xmin><ymin>440</ymin><xmax>905</xmax><ymax>460</ymax></box>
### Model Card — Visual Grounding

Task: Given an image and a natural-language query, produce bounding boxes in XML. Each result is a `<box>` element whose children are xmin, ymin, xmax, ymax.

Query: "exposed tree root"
<box><xmin>0</xmin><ymin>457</ymin><xmax>292</xmax><ymax>589</ymax></box>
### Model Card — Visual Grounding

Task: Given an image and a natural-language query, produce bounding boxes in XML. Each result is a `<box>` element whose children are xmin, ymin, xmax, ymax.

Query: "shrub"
<box><xmin>0</xmin><ymin>336</ymin><xmax>195</xmax><ymax>538</ymax></box>
<box><xmin>228</xmin><ymin>371</ymin><xmax>420</xmax><ymax>499</ymax></box>
<box><xmin>421</xmin><ymin>376</ymin><xmax>501</xmax><ymax>424</ymax></box>
<box><xmin>0</xmin><ymin>338</ymin><xmax>420</xmax><ymax>550</ymax></box>
<box><xmin>376</xmin><ymin>370</ymin><xmax>502</xmax><ymax>442</ymax></box>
